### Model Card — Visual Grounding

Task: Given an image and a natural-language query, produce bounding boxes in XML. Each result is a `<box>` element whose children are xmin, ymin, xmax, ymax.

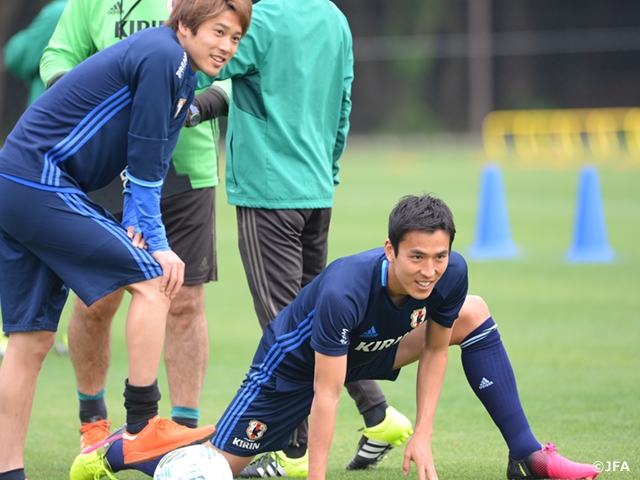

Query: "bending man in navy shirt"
<box><xmin>71</xmin><ymin>194</ymin><xmax>599</xmax><ymax>480</ymax></box>
<box><xmin>0</xmin><ymin>1</ymin><xmax>252</xmax><ymax>479</ymax></box>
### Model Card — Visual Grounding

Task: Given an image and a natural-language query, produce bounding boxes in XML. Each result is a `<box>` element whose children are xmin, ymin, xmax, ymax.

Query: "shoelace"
<box><xmin>80</xmin><ymin>419</ymin><xmax>113</xmax><ymax>434</ymax></box>
<box><xmin>155</xmin><ymin>418</ymin><xmax>187</xmax><ymax>430</ymax></box>
<box><xmin>274</xmin><ymin>452</ymin><xmax>287</xmax><ymax>467</ymax></box>
<box><xmin>80</xmin><ymin>420</ymin><xmax>113</xmax><ymax>453</ymax></box>
<box><xmin>83</xmin><ymin>456</ymin><xmax>116</xmax><ymax>480</ymax></box>
<box><xmin>543</xmin><ymin>442</ymin><xmax>559</xmax><ymax>454</ymax></box>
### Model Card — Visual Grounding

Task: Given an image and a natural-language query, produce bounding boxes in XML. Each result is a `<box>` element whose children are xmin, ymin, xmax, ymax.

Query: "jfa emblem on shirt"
<box><xmin>246</xmin><ymin>420</ymin><xmax>267</xmax><ymax>440</ymax></box>
<box><xmin>410</xmin><ymin>307</ymin><xmax>427</xmax><ymax>328</ymax></box>
<box><xmin>174</xmin><ymin>98</ymin><xmax>186</xmax><ymax>118</ymax></box>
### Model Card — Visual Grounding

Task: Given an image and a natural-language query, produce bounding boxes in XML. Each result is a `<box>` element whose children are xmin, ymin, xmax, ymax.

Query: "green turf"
<box><xmin>8</xmin><ymin>141</ymin><xmax>640</xmax><ymax>478</ymax></box>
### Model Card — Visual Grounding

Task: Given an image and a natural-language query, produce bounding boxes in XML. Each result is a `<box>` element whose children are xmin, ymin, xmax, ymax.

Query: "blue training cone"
<box><xmin>467</xmin><ymin>163</ymin><xmax>519</xmax><ymax>260</ymax></box>
<box><xmin>566</xmin><ymin>166</ymin><xmax>615</xmax><ymax>263</ymax></box>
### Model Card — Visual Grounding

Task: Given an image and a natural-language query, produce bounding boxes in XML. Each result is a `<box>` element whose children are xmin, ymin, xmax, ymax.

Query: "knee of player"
<box><xmin>459</xmin><ymin>295</ymin><xmax>491</xmax><ymax>325</ymax></box>
<box><xmin>126</xmin><ymin>277</ymin><xmax>172</xmax><ymax>305</ymax></box>
<box><xmin>13</xmin><ymin>330</ymin><xmax>57</xmax><ymax>360</ymax></box>
<box><xmin>74</xmin><ymin>293</ymin><xmax>123</xmax><ymax>323</ymax></box>
<box><xmin>167</xmin><ymin>285</ymin><xmax>204</xmax><ymax>321</ymax></box>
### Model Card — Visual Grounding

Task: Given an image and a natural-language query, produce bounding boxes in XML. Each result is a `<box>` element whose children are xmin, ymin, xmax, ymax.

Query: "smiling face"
<box><xmin>384</xmin><ymin>229</ymin><xmax>451</xmax><ymax>306</ymax></box>
<box><xmin>177</xmin><ymin>10</ymin><xmax>243</xmax><ymax>77</ymax></box>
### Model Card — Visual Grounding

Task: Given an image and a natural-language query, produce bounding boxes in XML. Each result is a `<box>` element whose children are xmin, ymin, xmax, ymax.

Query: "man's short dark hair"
<box><xmin>388</xmin><ymin>193</ymin><xmax>456</xmax><ymax>254</ymax></box>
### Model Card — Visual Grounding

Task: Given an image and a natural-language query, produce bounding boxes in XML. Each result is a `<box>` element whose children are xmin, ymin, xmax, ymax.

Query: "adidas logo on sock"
<box><xmin>107</xmin><ymin>1</ymin><xmax>122</xmax><ymax>14</ymax></box>
<box><xmin>479</xmin><ymin>377</ymin><xmax>494</xmax><ymax>389</ymax></box>
<box><xmin>360</xmin><ymin>326</ymin><xmax>378</xmax><ymax>338</ymax></box>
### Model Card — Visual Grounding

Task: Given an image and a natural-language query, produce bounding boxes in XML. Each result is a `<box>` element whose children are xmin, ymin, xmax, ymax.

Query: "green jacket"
<box><xmin>215</xmin><ymin>0</ymin><xmax>353</xmax><ymax>209</ymax></box>
<box><xmin>40</xmin><ymin>0</ymin><xmax>231</xmax><ymax>190</ymax></box>
<box><xmin>4</xmin><ymin>0</ymin><xmax>67</xmax><ymax>106</ymax></box>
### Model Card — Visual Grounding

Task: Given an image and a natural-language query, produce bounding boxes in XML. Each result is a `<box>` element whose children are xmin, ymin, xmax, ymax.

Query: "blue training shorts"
<box><xmin>0</xmin><ymin>176</ymin><xmax>162</xmax><ymax>333</ymax></box>
<box><xmin>211</xmin><ymin>341</ymin><xmax>401</xmax><ymax>457</ymax></box>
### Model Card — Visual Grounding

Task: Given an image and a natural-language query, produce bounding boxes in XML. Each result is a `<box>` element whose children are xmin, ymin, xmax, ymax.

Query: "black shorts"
<box><xmin>162</xmin><ymin>188</ymin><xmax>217</xmax><ymax>285</ymax></box>
<box><xmin>92</xmin><ymin>187</ymin><xmax>217</xmax><ymax>286</ymax></box>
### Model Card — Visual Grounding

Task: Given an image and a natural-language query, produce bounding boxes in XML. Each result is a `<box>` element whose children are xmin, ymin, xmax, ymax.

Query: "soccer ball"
<box><xmin>153</xmin><ymin>444</ymin><xmax>233</xmax><ymax>480</ymax></box>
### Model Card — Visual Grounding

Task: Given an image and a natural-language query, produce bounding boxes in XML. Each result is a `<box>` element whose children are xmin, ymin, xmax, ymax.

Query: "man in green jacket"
<box><xmin>3</xmin><ymin>0</ymin><xmax>67</xmax><ymax>106</ymax></box>
<box><xmin>39</xmin><ymin>0</ymin><xmax>232</xmax><ymax>452</ymax></box>
<box><xmin>209</xmin><ymin>0</ymin><xmax>413</xmax><ymax>475</ymax></box>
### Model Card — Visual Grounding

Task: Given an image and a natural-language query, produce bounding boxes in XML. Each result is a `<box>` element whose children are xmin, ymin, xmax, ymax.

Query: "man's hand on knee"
<box><xmin>151</xmin><ymin>250</ymin><xmax>185</xmax><ymax>299</ymax></box>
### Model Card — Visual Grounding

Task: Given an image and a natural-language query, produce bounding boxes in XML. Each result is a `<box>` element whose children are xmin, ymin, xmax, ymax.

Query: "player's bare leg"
<box><xmin>164</xmin><ymin>284</ymin><xmax>209</xmax><ymax>421</ymax></box>
<box><xmin>69</xmin><ymin>290</ymin><xmax>124</xmax><ymax>450</ymax></box>
<box><xmin>449</xmin><ymin>294</ymin><xmax>490</xmax><ymax>345</ymax></box>
<box><xmin>124</xmin><ymin>277</ymin><xmax>169</xmax><ymax>386</ymax></box>
<box><xmin>119</xmin><ymin>277</ymin><xmax>215</xmax><ymax>465</ymax></box>
<box><xmin>0</xmin><ymin>330</ymin><xmax>55</xmax><ymax>473</ymax></box>
<box><xmin>69</xmin><ymin>291</ymin><xmax>123</xmax><ymax>396</ymax></box>
<box><xmin>217</xmin><ymin>449</ymin><xmax>255</xmax><ymax>478</ymax></box>
<box><xmin>393</xmin><ymin>295</ymin><xmax>487</xmax><ymax>369</ymax></box>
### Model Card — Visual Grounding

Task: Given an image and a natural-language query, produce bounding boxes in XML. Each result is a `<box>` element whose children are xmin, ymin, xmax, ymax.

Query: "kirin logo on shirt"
<box><xmin>410</xmin><ymin>307</ymin><xmax>427</xmax><ymax>328</ymax></box>
<box><xmin>246</xmin><ymin>420</ymin><xmax>267</xmax><ymax>440</ymax></box>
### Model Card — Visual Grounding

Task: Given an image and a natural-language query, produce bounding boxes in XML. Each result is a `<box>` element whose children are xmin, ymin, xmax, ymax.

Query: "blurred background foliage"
<box><xmin>1</xmin><ymin>0</ymin><xmax>640</xmax><ymax>138</ymax></box>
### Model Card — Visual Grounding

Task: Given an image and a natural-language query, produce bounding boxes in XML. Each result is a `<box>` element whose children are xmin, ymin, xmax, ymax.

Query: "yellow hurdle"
<box><xmin>482</xmin><ymin>107</ymin><xmax>640</xmax><ymax>166</ymax></box>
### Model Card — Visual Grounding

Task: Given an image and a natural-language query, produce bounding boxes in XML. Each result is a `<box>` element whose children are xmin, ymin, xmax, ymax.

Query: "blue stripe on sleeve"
<box><xmin>42</xmin><ymin>86</ymin><xmax>132</xmax><ymax>187</ymax></box>
<box><xmin>126</xmin><ymin>170</ymin><xmax>164</xmax><ymax>188</ymax></box>
<box><xmin>58</xmin><ymin>192</ymin><xmax>162</xmax><ymax>279</ymax></box>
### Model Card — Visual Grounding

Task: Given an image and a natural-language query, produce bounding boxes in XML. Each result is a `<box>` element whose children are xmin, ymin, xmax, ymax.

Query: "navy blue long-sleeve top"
<box><xmin>0</xmin><ymin>26</ymin><xmax>196</xmax><ymax>252</ymax></box>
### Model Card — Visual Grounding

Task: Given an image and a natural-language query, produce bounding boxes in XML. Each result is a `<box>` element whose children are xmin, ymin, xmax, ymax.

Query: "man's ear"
<box><xmin>178</xmin><ymin>20</ymin><xmax>191</xmax><ymax>37</ymax></box>
<box><xmin>384</xmin><ymin>238</ymin><xmax>395</xmax><ymax>262</ymax></box>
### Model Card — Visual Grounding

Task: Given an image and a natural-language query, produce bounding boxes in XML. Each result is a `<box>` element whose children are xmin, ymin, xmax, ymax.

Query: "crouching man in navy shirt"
<box><xmin>70</xmin><ymin>194</ymin><xmax>599</xmax><ymax>480</ymax></box>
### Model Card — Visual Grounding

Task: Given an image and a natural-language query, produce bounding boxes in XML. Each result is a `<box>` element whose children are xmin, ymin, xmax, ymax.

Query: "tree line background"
<box><xmin>1</xmin><ymin>0</ymin><xmax>640</xmax><ymax>139</ymax></box>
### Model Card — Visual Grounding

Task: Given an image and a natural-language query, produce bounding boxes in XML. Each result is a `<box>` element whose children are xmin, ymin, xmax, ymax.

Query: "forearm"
<box><xmin>308</xmin><ymin>352</ymin><xmax>346</xmax><ymax>480</ymax></box>
<box><xmin>414</xmin><ymin>320</ymin><xmax>452</xmax><ymax>438</ymax></box>
<box><xmin>191</xmin><ymin>86</ymin><xmax>229</xmax><ymax>122</ymax></box>
<box><xmin>401</xmin><ymin>321</ymin><xmax>453</xmax><ymax>479</ymax></box>
<box><xmin>127</xmin><ymin>180</ymin><xmax>168</xmax><ymax>252</ymax></box>
<box><xmin>413</xmin><ymin>347</ymin><xmax>448</xmax><ymax>442</ymax></box>
<box><xmin>307</xmin><ymin>393</ymin><xmax>340</xmax><ymax>480</ymax></box>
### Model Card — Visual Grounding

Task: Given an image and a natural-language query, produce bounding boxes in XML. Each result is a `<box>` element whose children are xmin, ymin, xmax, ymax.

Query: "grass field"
<box><xmin>8</xmin><ymin>139</ymin><xmax>640</xmax><ymax>479</ymax></box>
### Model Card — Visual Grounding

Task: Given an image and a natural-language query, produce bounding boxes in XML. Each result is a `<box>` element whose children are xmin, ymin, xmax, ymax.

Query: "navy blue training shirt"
<box><xmin>0</xmin><ymin>26</ymin><xmax>196</xmax><ymax>252</ymax></box>
<box><xmin>256</xmin><ymin>247</ymin><xmax>469</xmax><ymax>380</ymax></box>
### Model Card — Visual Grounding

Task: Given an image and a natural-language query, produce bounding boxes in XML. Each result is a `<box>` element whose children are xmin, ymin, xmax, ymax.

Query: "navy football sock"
<box><xmin>106</xmin><ymin>438</ymin><xmax>159</xmax><ymax>476</ymax></box>
<box><xmin>460</xmin><ymin>317</ymin><xmax>541</xmax><ymax>460</ymax></box>
<box><xmin>0</xmin><ymin>469</ymin><xmax>26</xmax><ymax>480</ymax></box>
